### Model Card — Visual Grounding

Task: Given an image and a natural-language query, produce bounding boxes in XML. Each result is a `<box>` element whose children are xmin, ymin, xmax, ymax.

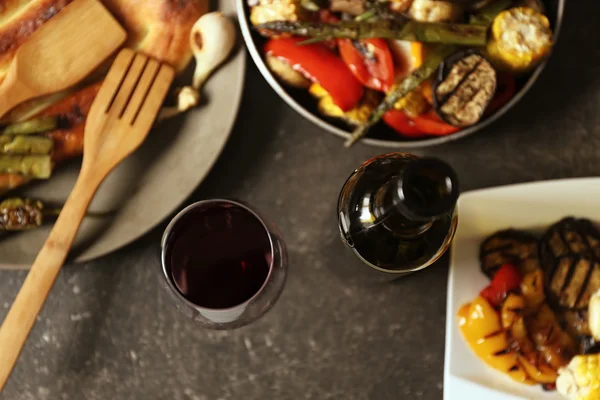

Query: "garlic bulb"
<box><xmin>158</xmin><ymin>87</ymin><xmax>200</xmax><ymax>121</ymax></box>
<box><xmin>190</xmin><ymin>12</ymin><xmax>236</xmax><ymax>90</ymax></box>
<box><xmin>158</xmin><ymin>12</ymin><xmax>236</xmax><ymax>121</ymax></box>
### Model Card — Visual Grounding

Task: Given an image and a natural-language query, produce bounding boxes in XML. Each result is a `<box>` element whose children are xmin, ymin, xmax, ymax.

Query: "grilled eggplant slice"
<box><xmin>433</xmin><ymin>51</ymin><xmax>496</xmax><ymax>127</ymax></box>
<box><xmin>546</xmin><ymin>255</ymin><xmax>600</xmax><ymax>310</ymax></box>
<box><xmin>480</xmin><ymin>229</ymin><xmax>541</xmax><ymax>279</ymax></box>
<box><xmin>540</xmin><ymin>217</ymin><xmax>600</xmax><ymax>269</ymax></box>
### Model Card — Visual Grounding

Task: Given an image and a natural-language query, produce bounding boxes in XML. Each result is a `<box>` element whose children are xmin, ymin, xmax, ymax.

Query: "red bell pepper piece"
<box><xmin>265</xmin><ymin>37</ymin><xmax>364</xmax><ymax>112</ymax></box>
<box><xmin>338</xmin><ymin>38</ymin><xmax>395</xmax><ymax>92</ymax></box>
<box><xmin>480</xmin><ymin>264</ymin><xmax>522</xmax><ymax>307</ymax></box>
<box><xmin>384</xmin><ymin>109</ymin><xmax>459</xmax><ymax>138</ymax></box>
<box><xmin>411</xmin><ymin>111</ymin><xmax>460</xmax><ymax>136</ymax></box>
<box><xmin>486</xmin><ymin>73</ymin><xmax>517</xmax><ymax>115</ymax></box>
<box><xmin>383</xmin><ymin>110</ymin><xmax>426</xmax><ymax>137</ymax></box>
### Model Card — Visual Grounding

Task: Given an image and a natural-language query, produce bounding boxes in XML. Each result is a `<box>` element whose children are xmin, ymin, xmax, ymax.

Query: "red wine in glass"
<box><xmin>160</xmin><ymin>199</ymin><xmax>287</xmax><ymax>329</ymax></box>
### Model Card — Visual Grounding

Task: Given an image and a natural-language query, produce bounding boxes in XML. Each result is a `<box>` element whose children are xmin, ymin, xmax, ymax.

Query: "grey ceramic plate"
<box><xmin>0</xmin><ymin>2</ymin><xmax>246</xmax><ymax>269</ymax></box>
<box><xmin>238</xmin><ymin>0</ymin><xmax>564</xmax><ymax>148</ymax></box>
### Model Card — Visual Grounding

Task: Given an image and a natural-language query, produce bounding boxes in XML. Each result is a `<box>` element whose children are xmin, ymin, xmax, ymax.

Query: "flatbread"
<box><xmin>0</xmin><ymin>0</ymin><xmax>207</xmax><ymax>193</ymax></box>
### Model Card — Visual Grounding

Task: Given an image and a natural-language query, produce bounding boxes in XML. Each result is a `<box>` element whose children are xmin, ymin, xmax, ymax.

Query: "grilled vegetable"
<box><xmin>265</xmin><ymin>55</ymin><xmax>311</xmax><ymax>88</ymax></box>
<box><xmin>330</xmin><ymin>0</ymin><xmax>365</xmax><ymax>15</ymax></box>
<box><xmin>433</xmin><ymin>51</ymin><xmax>496</xmax><ymax>127</ymax></box>
<box><xmin>338</xmin><ymin>39</ymin><xmax>395</xmax><ymax>92</ymax></box>
<box><xmin>0</xmin><ymin>155</ymin><xmax>51</xmax><ymax>179</ymax></box>
<box><xmin>520</xmin><ymin>268</ymin><xmax>545</xmax><ymax>313</ymax></box>
<box><xmin>408</xmin><ymin>0</ymin><xmax>464</xmax><ymax>23</ymax></box>
<box><xmin>501</xmin><ymin>294</ymin><xmax>559</xmax><ymax>384</ymax></box>
<box><xmin>540</xmin><ymin>217</ymin><xmax>600</xmax><ymax>269</ymax></box>
<box><xmin>393</xmin><ymin>90</ymin><xmax>429</xmax><ymax>117</ymax></box>
<box><xmin>0</xmin><ymin>117</ymin><xmax>59</xmax><ymax>136</ymax></box>
<box><xmin>528</xmin><ymin>304</ymin><xmax>576</xmax><ymax>370</ymax></box>
<box><xmin>249</xmin><ymin>0</ymin><xmax>306</xmax><ymax>26</ymax></box>
<box><xmin>265</xmin><ymin>37</ymin><xmax>364</xmax><ymax>111</ymax></box>
<box><xmin>0</xmin><ymin>198</ymin><xmax>44</xmax><ymax>231</ymax></box>
<box><xmin>546</xmin><ymin>256</ymin><xmax>600</xmax><ymax>310</ymax></box>
<box><xmin>480</xmin><ymin>263</ymin><xmax>522</xmax><ymax>307</ymax></box>
<box><xmin>388</xmin><ymin>0</ymin><xmax>413</xmax><ymax>14</ymax></box>
<box><xmin>479</xmin><ymin>229</ymin><xmax>541</xmax><ymax>279</ymax></box>
<box><xmin>382</xmin><ymin>110</ymin><xmax>425</xmax><ymax>137</ymax></box>
<box><xmin>458</xmin><ymin>295</ymin><xmax>535</xmax><ymax>385</ymax></box>
<box><xmin>557</xmin><ymin>354</ymin><xmax>600</xmax><ymax>400</ymax></box>
<box><xmin>347</xmin><ymin>44</ymin><xmax>456</xmax><ymax>146</ymax></box>
<box><xmin>0</xmin><ymin>136</ymin><xmax>54</xmax><ymax>155</ymax></box>
<box><xmin>309</xmin><ymin>84</ymin><xmax>381</xmax><ymax>125</ymax></box>
<box><xmin>384</xmin><ymin>109</ymin><xmax>459</xmax><ymax>137</ymax></box>
<box><xmin>256</xmin><ymin>20</ymin><xmax>488</xmax><ymax>46</ymax></box>
<box><xmin>486</xmin><ymin>7</ymin><xmax>553</xmax><ymax>73</ymax></box>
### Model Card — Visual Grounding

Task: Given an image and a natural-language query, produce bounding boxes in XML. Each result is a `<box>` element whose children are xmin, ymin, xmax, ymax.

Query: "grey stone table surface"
<box><xmin>1</xmin><ymin>3</ymin><xmax>599</xmax><ymax>399</ymax></box>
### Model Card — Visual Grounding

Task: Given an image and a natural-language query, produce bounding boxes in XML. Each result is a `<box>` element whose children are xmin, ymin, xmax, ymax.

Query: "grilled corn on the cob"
<box><xmin>309</xmin><ymin>84</ymin><xmax>380</xmax><ymax>126</ymax></box>
<box><xmin>486</xmin><ymin>7</ymin><xmax>553</xmax><ymax>74</ymax></box>
<box><xmin>557</xmin><ymin>354</ymin><xmax>600</xmax><ymax>400</ymax></box>
<box><xmin>250</xmin><ymin>0</ymin><xmax>306</xmax><ymax>26</ymax></box>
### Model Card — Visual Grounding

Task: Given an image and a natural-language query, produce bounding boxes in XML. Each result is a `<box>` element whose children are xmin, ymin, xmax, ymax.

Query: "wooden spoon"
<box><xmin>0</xmin><ymin>49</ymin><xmax>174</xmax><ymax>391</ymax></box>
<box><xmin>0</xmin><ymin>0</ymin><xmax>127</xmax><ymax>118</ymax></box>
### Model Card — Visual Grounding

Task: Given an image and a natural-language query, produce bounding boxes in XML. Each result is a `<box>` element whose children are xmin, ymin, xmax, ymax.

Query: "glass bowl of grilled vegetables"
<box><xmin>237</xmin><ymin>0</ymin><xmax>564</xmax><ymax>147</ymax></box>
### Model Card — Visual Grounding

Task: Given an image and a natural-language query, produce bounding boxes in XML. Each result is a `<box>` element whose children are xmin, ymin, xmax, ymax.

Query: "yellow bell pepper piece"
<box><xmin>459</xmin><ymin>296</ymin><xmax>535</xmax><ymax>385</ymax></box>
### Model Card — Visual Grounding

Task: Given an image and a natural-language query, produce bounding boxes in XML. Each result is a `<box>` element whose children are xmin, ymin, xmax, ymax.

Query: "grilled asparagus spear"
<box><xmin>256</xmin><ymin>20</ymin><xmax>488</xmax><ymax>46</ymax></box>
<box><xmin>0</xmin><ymin>116</ymin><xmax>59</xmax><ymax>136</ymax></box>
<box><xmin>0</xmin><ymin>155</ymin><xmax>52</xmax><ymax>179</ymax></box>
<box><xmin>0</xmin><ymin>136</ymin><xmax>54</xmax><ymax>155</ymax></box>
<box><xmin>345</xmin><ymin>45</ymin><xmax>457</xmax><ymax>147</ymax></box>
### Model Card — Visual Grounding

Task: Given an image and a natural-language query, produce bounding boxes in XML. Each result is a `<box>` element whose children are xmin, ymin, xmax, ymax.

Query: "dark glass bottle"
<box><xmin>337</xmin><ymin>153</ymin><xmax>459</xmax><ymax>276</ymax></box>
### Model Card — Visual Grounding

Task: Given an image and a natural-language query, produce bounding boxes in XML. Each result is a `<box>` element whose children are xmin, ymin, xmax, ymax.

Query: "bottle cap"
<box><xmin>397</xmin><ymin>157</ymin><xmax>460</xmax><ymax>220</ymax></box>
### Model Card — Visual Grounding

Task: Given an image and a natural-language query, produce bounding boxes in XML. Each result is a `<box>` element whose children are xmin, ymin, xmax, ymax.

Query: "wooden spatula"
<box><xmin>0</xmin><ymin>0</ymin><xmax>127</xmax><ymax>118</ymax></box>
<box><xmin>0</xmin><ymin>49</ymin><xmax>174</xmax><ymax>391</ymax></box>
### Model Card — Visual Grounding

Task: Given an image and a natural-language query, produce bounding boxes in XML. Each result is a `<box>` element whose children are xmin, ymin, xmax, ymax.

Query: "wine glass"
<box><xmin>158</xmin><ymin>199</ymin><xmax>288</xmax><ymax>329</ymax></box>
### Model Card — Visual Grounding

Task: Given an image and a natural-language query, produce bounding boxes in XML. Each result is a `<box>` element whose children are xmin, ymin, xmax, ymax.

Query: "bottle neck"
<box><xmin>373</xmin><ymin>157</ymin><xmax>459</xmax><ymax>235</ymax></box>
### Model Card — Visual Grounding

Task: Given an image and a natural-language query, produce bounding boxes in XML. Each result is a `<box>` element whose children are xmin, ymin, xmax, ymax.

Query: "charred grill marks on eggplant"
<box><xmin>479</xmin><ymin>229</ymin><xmax>540</xmax><ymax>278</ymax></box>
<box><xmin>433</xmin><ymin>52</ymin><xmax>496</xmax><ymax>127</ymax></box>
<box><xmin>541</xmin><ymin>218</ymin><xmax>600</xmax><ymax>311</ymax></box>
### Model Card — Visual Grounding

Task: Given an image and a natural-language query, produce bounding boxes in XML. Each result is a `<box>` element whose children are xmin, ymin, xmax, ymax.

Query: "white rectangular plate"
<box><xmin>444</xmin><ymin>177</ymin><xmax>600</xmax><ymax>400</ymax></box>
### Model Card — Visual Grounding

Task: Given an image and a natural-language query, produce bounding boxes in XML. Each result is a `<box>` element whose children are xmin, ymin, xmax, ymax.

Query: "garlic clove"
<box><xmin>157</xmin><ymin>86</ymin><xmax>200</xmax><ymax>122</ymax></box>
<box><xmin>190</xmin><ymin>12</ymin><xmax>236</xmax><ymax>90</ymax></box>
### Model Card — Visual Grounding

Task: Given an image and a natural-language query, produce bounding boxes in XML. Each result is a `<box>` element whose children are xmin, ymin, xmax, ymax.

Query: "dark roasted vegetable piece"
<box><xmin>546</xmin><ymin>255</ymin><xmax>600</xmax><ymax>310</ymax></box>
<box><xmin>0</xmin><ymin>155</ymin><xmax>52</xmax><ymax>179</ymax></box>
<box><xmin>346</xmin><ymin>44</ymin><xmax>457</xmax><ymax>147</ymax></box>
<box><xmin>0</xmin><ymin>198</ymin><xmax>44</xmax><ymax>231</ymax></box>
<box><xmin>540</xmin><ymin>217</ymin><xmax>600</xmax><ymax>268</ymax></box>
<box><xmin>0</xmin><ymin>117</ymin><xmax>59</xmax><ymax>136</ymax></box>
<box><xmin>479</xmin><ymin>229</ymin><xmax>540</xmax><ymax>278</ymax></box>
<box><xmin>0</xmin><ymin>136</ymin><xmax>54</xmax><ymax>155</ymax></box>
<box><xmin>256</xmin><ymin>20</ymin><xmax>488</xmax><ymax>46</ymax></box>
<box><xmin>433</xmin><ymin>51</ymin><xmax>497</xmax><ymax>127</ymax></box>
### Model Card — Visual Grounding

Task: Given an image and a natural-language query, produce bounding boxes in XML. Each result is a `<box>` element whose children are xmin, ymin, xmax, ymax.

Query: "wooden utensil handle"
<box><xmin>0</xmin><ymin>77</ymin><xmax>34</xmax><ymax>119</ymax></box>
<box><xmin>0</xmin><ymin>169</ymin><xmax>99</xmax><ymax>391</ymax></box>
